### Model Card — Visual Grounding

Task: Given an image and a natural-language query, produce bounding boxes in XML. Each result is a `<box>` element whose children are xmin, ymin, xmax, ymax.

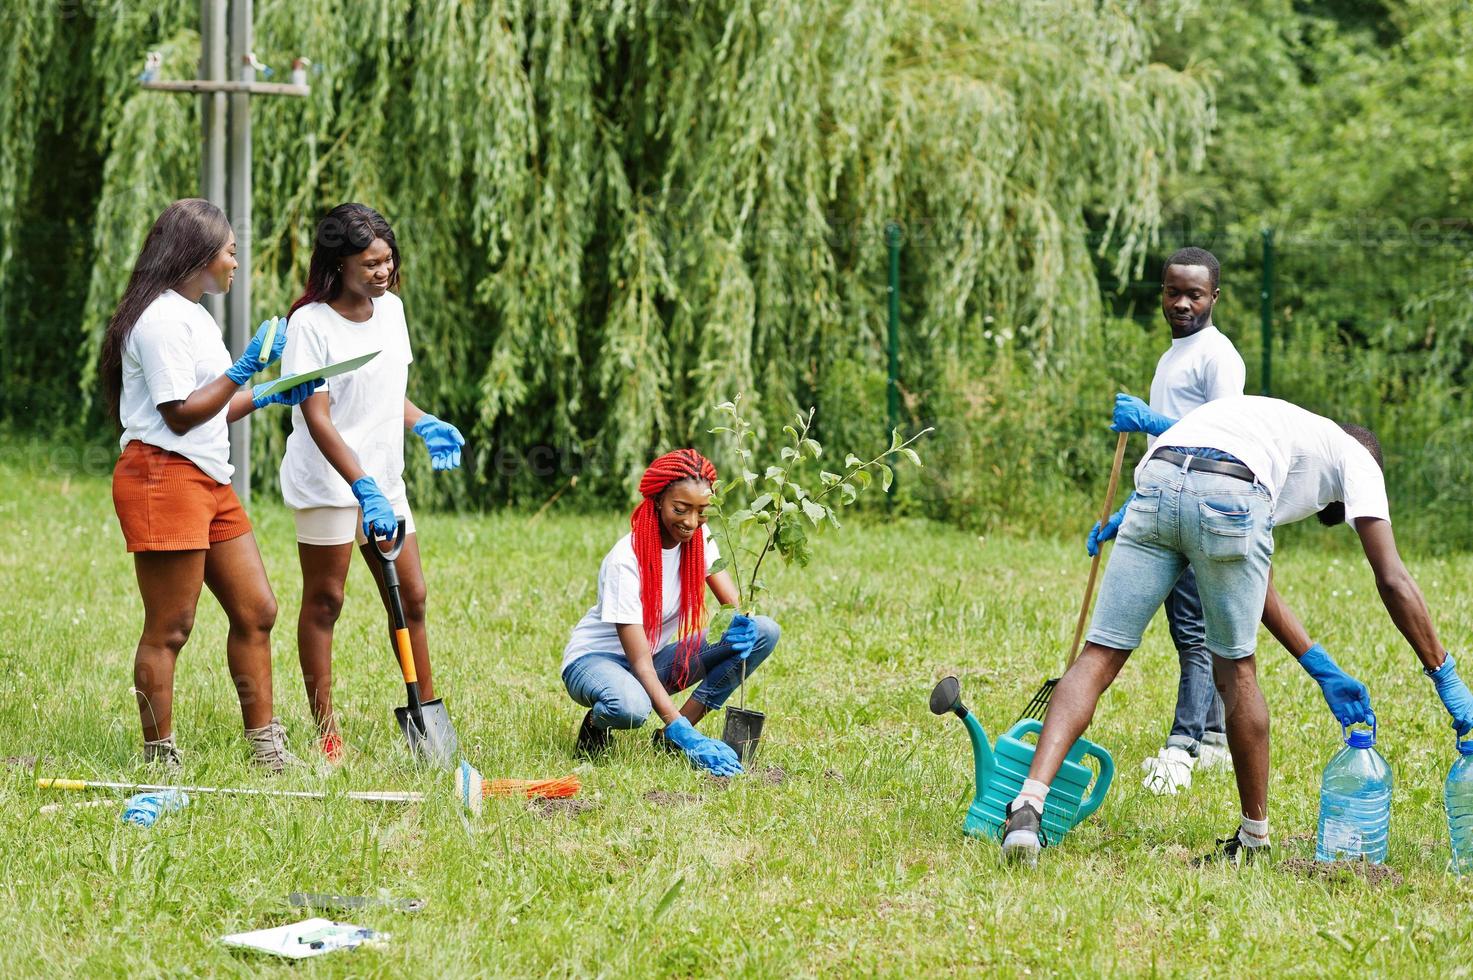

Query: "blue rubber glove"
<box><xmin>250</xmin><ymin>378</ymin><xmax>323</xmax><ymax>410</ymax></box>
<box><xmin>660</xmin><ymin>717</ymin><xmax>743</xmax><ymax>776</ymax></box>
<box><xmin>1110</xmin><ymin>393</ymin><xmax>1176</xmax><ymax>436</ymax></box>
<box><xmin>1298</xmin><ymin>644</ymin><xmax>1373</xmax><ymax>727</ymax></box>
<box><xmin>225</xmin><ymin>317</ymin><xmax>289</xmax><ymax>384</ymax></box>
<box><xmin>351</xmin><ymin>476</ymin><xmax>397</xmax><ymax>541</ymax></box>
<box><xmin>412</xmin><ymin>414</ymin><xmax>464</xmax><ymax>471</ymax></box>
<box><xmin>721</xmin><ymin>613</ymin><xmax>758</xmax><ymax>660</ymax></box>
<box><xmin>1086</xmin><ymin>497</ymin><xmax>1132</xmax><ymax>557</ymax></box>
<box><xmin>1428</xmin><ymin>654</ymin><xmax>1473</xmax><ymax>737</ymax></box>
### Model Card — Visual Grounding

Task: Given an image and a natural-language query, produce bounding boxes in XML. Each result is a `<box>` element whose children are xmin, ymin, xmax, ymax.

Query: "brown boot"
<box><xmin>244</xmin><ymin>718</ymin><xmax>306</xmax><ymax>773</ymax></box>
<box><xmin>143</xmin><ymin>734</ymin><xmax>182</xmax><ymax>772</ymax></box>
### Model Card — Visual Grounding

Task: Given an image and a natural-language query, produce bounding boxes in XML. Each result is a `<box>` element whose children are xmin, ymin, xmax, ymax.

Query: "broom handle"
<box><xmin>1065</xmin><ymin>432</ymin><xmax>1130</xmax><ymax>668</ymax></box>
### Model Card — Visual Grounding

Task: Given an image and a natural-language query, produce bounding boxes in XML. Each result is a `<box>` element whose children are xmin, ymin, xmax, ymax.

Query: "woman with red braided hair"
<box><xmin>561</xmin><ymin>449</ymin><xmax>782</xmax><ymax>775</ymax></box>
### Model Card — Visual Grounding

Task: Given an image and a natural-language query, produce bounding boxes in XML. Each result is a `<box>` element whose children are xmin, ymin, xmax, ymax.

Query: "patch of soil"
<box><xmin>707</xmin><ymin>776</ymin><xmax>732</xmax><ymax>790</ymax></box>
<box><xmin>760</xmin><ymin>765</ymin><xmax>788</xmax><ymax>786</ymax></box>
<box><xmin>823</xmin><ymin>768</ymin><xmax>844</xmax><ymax>783</ymax></box>
<box><xmin>528</xmin><ymin>796</ymin><xmax>597</xmax><ymax>817</ymax></box>
<box><xmin>1279</xmin><ymin>857</ymin><xmax>1403</xmax><ymax>887</ymax></box>
<box><xmin>4</xmin><ymin>756</ymin><xmax>54</xmax><ymax>772</ymax></box>
<box><xmin>644</xmin><ymin>790</ymin><xmax>702</xmax><ymax>806</ymax></box>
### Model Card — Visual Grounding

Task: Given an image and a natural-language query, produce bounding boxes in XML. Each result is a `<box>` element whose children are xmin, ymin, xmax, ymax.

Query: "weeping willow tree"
<box><xmin>2</xmin><ymin>0</ymin><xmax>1212</xmax><ymax>520</ymax></box>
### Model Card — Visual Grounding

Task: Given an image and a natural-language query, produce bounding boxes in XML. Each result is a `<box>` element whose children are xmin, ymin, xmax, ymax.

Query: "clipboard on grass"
<box><xmin>252</xmin><ymin>350</ymin><xmax>381</xmax><ymax>399</ymax></box>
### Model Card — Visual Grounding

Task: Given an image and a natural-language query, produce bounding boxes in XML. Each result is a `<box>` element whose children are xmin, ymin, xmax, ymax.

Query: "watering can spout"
<box><xmin>929</xmin><ymin>676</ymin><xmax>995</xmax><ymax>788</ymax></box>
<box><xmin>961</xmin><ymin>711</ymin><xmax>995</xmax><ymax>788</ymax></box>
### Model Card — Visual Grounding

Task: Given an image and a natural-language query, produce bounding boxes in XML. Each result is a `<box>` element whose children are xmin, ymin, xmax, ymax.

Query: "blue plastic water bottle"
<box><xmin>1315</xmin><ymin>721</ymin><xmax>1392</xmax><ymax>863</ymax></box>
<box><xmin>121</xmin><ymin>789</ymin><xmax>189</xmax><ymax>828</ymax></box>
<box><xmin>1446</xmin><ymin>738</ymin><xmax>1473</xmax><ymax>875</ymax></box>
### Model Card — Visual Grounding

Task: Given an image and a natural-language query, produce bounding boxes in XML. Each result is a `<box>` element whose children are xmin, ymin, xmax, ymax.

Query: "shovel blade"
<box><xmin>395</xmin><ymin>698</ymin><xmax>459</xmax><ymax>770</ymax></box>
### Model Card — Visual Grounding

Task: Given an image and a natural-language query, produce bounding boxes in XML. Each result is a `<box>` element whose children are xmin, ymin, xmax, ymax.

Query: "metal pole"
<box><xmin>1259</xmin><ymin>228</ymin><xmax>1274</xmax><ymax>396</ymax></box>
<box><xmin>885</xmin><ymin>222</ymin><xmax>901</xmax><ymax>435</ymax></box>
<box><xmin>200</xmin><ymin>0</ymin><xmax>227</xmax><ymax>326</ymax></box>
<box><xmin>227</xmin><ymin>0</ymin><xmax>255</xmax><ymax>502</ymax></box>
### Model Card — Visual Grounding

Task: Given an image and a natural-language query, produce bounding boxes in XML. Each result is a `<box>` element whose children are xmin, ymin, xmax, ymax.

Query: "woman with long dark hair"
<box><xmin>278</xmin><ymin>203</ymin><xmax>465</xmax><ymax>762</ymax></box>
<box><xmin>102</xmin><ymin>198</ymin><xmax>320</xmax><ymax>771</ymax></box>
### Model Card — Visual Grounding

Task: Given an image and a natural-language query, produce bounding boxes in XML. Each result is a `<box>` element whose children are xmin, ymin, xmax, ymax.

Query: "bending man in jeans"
<box><xmin>1002</xmin><ymin>395</ymin><xmax>1473</xmax><ymax>866</ymax></box>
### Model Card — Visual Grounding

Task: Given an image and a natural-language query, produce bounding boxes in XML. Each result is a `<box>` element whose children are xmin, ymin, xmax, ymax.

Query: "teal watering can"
<box><xmin>930</xmin><ymin>676</ymin><xmax>1114</xmax><ymax>844</ymax></box>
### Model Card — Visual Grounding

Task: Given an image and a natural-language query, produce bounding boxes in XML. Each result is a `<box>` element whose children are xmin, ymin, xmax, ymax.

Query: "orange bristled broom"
<box><xmin>483</xmin><ymin>774</ymin><xmax>581</xmax><ymax>800</ymax></box>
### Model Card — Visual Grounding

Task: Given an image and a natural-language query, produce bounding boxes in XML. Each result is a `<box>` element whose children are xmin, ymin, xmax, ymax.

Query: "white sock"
<box><xmin>1012</xmin><ymin>778</ymin><xmax>1051</xmax><ymax>816</ymax></box>
<box><xmin>1239</xmin><ymin>814</ymin><xmax>1270</xmax><ymax>847</ymax></box>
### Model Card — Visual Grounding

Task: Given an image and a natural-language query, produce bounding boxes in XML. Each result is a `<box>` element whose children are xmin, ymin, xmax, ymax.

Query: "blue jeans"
<box><xmin>1163</xmin><ymin>565</ymin><xmax>1227</xmax><ymax>755</ymax></box>
<box><xmin>561</xmin><ymin>615</ymin><xmax>781</xmax><ymax>730</ymax></box>
<box><xmin>1088</xmin><ymin>457</ymin><xmax>1274</xmax><ymax>660</ymax></box>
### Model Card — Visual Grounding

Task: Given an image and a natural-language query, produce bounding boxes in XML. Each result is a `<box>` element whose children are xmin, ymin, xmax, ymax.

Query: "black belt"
<box><xmin>1154</xmin><ymin>448</ymin><xmax>1256</xmax><ymax>483</ymax></box>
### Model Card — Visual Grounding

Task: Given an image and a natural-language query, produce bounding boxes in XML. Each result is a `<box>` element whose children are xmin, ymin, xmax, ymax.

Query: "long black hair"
<box><xmin>288</xmin><ymin>203</ymin><xmax>401</xmax><ymax>317</ymax></box>
<box><xmin>99</xmin><ymin>199</ymin><xmax>234</xmax><ymax>417</ymax></box>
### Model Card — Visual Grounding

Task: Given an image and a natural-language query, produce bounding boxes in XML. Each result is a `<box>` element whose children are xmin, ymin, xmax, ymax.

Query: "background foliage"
<box><xmin>1</xmin><ymin>0</ymin><xmax>1469</xmax><ymax>541</ymax></box>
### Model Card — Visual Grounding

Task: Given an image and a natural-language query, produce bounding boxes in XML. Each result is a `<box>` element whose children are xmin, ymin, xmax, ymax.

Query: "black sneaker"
<box><xmin>1000</xmin><ymin>801</ymin><xmax>1046</xmax><ymax>866</ymax></box>
<box><xmin>1193</xmin><ymin>830</ymin><xmax>1270</xmax><ymax>867</ymax></box>
<box><xmin>575</xmin><ymin>711</ymin><xmax>611</xmax><ymax>757</ymax></box>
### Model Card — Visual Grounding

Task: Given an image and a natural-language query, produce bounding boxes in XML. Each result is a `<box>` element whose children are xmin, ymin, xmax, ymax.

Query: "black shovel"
<box><xmin>369</xmin><ymin>520</ymin><xmax>458</xmax><ymax>769</ymax></box>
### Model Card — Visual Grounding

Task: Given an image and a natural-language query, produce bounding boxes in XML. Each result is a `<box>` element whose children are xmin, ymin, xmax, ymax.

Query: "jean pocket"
<box><xmin>1121</xmin><ymin>486</ymin><xmax>1162</xmax><ymax>543</ymax></box>
<box><xmin>1199</xmin><ymin>499</ymin><xmax>1253</xmax><ymax>561</ymax></box>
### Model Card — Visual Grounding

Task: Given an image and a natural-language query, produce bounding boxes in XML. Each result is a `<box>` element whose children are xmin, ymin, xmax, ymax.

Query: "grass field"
<box><xmin>3</xmin><ymin>445</ymin><xmax>1473</xmax><ymax>976</ymax></box>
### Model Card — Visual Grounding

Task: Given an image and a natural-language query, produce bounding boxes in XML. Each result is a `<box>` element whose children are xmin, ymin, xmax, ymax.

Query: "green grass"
<box><xmin>3</xmin><ymin>446</ymin><xmax>1473</xmax><ymax>976</ymax></box>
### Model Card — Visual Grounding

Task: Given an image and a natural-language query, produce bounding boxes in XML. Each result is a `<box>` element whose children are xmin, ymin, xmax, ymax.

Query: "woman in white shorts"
<box><xmin>278</xmin><ymin>203</ymin><xmax>466</xmax><ymax>762</ymax></box>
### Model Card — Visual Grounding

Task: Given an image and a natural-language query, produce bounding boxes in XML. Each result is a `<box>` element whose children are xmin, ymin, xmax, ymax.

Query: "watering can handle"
<box><xmin>1075</xmin><ymin>740</ymin><xmax>1115</xmax><ymax>822</ymax></box>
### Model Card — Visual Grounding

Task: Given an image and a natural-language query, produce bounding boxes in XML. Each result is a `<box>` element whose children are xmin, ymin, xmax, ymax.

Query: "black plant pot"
<box><xmin>721</xmin><ymin>706</ymin><xmax>766</xmax><ymax>765</ymax></box>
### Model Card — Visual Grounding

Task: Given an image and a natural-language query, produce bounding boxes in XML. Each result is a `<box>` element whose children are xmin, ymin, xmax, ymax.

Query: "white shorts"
<box><xmin>293</xmin><ymin>499</ymin><xmax>416</xmax><ymax>546</ymax></box>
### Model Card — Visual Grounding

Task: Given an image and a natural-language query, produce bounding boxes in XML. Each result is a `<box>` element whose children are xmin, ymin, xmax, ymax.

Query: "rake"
<box><xmin>1019</xmin><ymin>431</ymin><xmax>1130</xmax><ymax>721</ymax></box>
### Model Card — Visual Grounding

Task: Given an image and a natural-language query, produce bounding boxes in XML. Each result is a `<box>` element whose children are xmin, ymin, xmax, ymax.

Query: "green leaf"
<box><xmin>708</xmin><ymin>556</ymin><xmax>729</xmax><ymax>575</ymax></box>
<box><xmin>653</xmin><ymin>876</ymin><xmax>684</xmax><ymax>919</ymax></box>
<box><xmin>800</xmin><ymin>438</ymin><xmax>822</xmax><ymax>459</ymax></box>
<box><xmin>801</xmin><ymin>498</ymin><xmax>826</xmax><ymax>526</ymax></box>
<box><xmin>781</xmin><ymin>446</ymin><xmax>799</xmax><ymax>461</ymax></box>
<box><xmin>783</xmin><ymin>425</ymin><xmax>799</xmax><ymax>442</ymax></box>
<box><xmin>879</xmin><ymin>463</ymin><xmax>894</xmax><ymax>491</ymax></box>
<box><xmin>750</xmin><ymin>493</ymin><xmax>773</xmax><ymax>512</ymax></box>
<box><xmin>820</xmin><ymin>470</ymin><xmax>842</xmax><ymax>486</ymax></box>
<box><xmin>853</xmin><ymin>469</ymin><xmax>872</xmax><ymax>490</ymax></box>
<box><xmin>889</xmin><ymin>427</ymin><xmax>903</xmax><ymax>451</ymax></box>
<box><xmin>900</xmin><ymin>447</ymin><xmax>921</xmax><ymax>466</ymax></box>
<box><xmin>742</xmin><ymin>469</ymin><xmax>759</xmax><ymax>490</ymax></box>
<box><xmin>840</xmin><ymin>482</ymin><xmax>859</xmax><ymax>504</ymax></box>
<box><xmin>845</xmin><ymin>453</ymin><xmax>863</xmax><ymax>469</ymax></box>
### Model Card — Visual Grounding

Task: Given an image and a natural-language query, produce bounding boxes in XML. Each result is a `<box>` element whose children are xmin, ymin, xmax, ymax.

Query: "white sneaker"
<box><xmin>1141</xmin><ymin>745</ymin><xmax>1196</xmax><ymax>795</ymax></box>
<box><xmin>1197</xmin><ymin>736</ymin><xmax>1233</xmax><ymax>771</ymax></box>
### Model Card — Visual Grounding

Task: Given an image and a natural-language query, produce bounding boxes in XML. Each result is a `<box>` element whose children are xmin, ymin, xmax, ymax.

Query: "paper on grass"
<box><xmin>219</xmin><ymin>917</ymin><xmax>387</xmax><ymax>959</ymax></box>
<box><xmin>252</xmin><ymin>350</ymin><xmax>381</xmax><ymax>399</ymax></box>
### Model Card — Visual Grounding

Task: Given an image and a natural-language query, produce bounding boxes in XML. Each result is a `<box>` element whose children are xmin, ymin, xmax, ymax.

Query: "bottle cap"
<box><xmin>1344</xmin><ymin>712</ymin><xmax>1376</xmax><ymax>748</ymax></box>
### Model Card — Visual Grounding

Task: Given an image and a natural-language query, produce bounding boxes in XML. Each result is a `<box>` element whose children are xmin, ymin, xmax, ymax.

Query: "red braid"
<box><xmin>631</xmin><ymin>449</ymin><xmax>719</xmax><ymax>689</ymax></box>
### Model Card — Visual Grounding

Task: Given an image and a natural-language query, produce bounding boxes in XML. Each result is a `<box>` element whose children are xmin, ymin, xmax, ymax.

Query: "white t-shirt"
<box><xmin>562</xmin><ymin>527</ymin><xmax>721</xmax><ymax>669</ymax></box>
<box><xmin>1144</xmin><ymin>396</ymin><xmax>1390</xmax><ymax>526</ymax></box>
<box><xmin>1147</xmin><ymin>324</ymin><xmax>1245</xmax><ymax>449</ymax></box>
<box><xmin>279</xmin><ymin>292</ymin><xmax>413</xmax><ymax>510</ymax></box>
<box><xmin>118</xmin><ymin>290</ymin><xmax>234</xmax><ymax>484</ymax></box>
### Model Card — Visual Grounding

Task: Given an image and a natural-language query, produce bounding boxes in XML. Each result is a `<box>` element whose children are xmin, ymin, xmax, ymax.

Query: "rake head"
<box><xmin>1018</xmin><ymin>677</ymin><xmax>1058</xmax><ymax>722</ymax></box>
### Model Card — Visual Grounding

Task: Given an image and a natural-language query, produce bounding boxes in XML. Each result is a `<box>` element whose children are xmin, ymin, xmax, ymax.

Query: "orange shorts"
<box><xmin>112</xmin><ymin>441</ymin><xmax>252</xmax><ymax>552</ymax></box>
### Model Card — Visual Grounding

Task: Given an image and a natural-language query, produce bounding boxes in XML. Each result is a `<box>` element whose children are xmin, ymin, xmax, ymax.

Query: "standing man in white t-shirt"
<box><xmin>1002</xmin><ymin>396</ymin><xmax>1473</xmax><ymax>867</ymax></box>
<box><xmin>1086</xmin><ymin>247</ymin><xmax>1244</xmax><ymax>794</ymax></box>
